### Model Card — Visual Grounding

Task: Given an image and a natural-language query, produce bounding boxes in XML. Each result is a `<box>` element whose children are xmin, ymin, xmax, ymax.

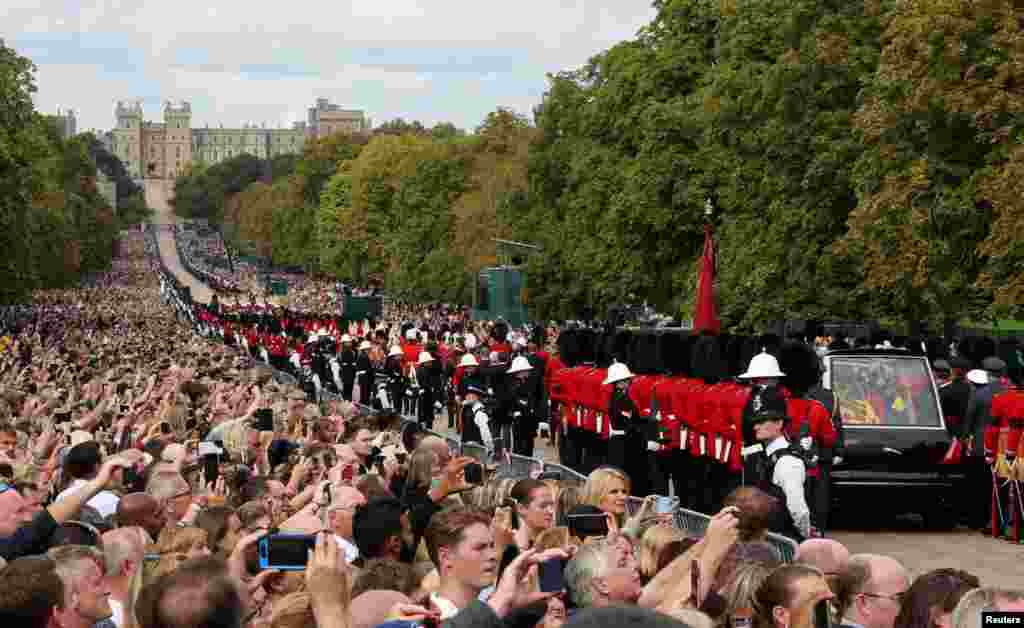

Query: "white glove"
<box><xmin>833</xmin><ymin>456</ymin><xmax>843</xmax><ymax>465</ymax></box>
<box><xmin>647</xmin><ymin>441</ymin><xmax>661</xmax><ymax>452</ymax></box>
<box><xmin>800</xmin><ymin>436</ymin><xmax>813</xmax><ymax>450</ymax></box>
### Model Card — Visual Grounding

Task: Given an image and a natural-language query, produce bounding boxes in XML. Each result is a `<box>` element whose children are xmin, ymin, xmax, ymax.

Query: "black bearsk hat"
<box><xmin>779</xmin><ymin>341</ymin><xmax>821</xmax><ymax>398</ymax></box>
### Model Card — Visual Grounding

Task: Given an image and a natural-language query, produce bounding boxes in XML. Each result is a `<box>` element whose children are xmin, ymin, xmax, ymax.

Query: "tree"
<box><xmin>836</xmin><ymin>0</ymin><xmax>1024</xmax><ymax>325</ymax></box>
<box><xmin>430</xmin><ymin>122</ymin><xmax>465</xmax><ymax>140</ymax></box>
<box><xmin>374</xmin><ymin>118</ymin><xmax>428</xmax><ymax>137</ymax></box>
<box><xmin>0</xmin><ymin>40</ymin><xmax>50</xmax><ymax>302</ymax></box>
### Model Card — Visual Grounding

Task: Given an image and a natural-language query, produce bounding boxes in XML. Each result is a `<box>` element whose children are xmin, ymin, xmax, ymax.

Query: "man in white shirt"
<box><xmin>425</xmin><ymin>507</ymin><xmax>497</xmax><ymax>619</ymax></box>
<box><xmin>55</xmin><ymin>442</ymin><xmax>123</xmax><ymax>519</ymax></box>
<box><xmin>326</xmin><ymin>486</ymin><xmax>367</xmax><ymax>564</ymax></box>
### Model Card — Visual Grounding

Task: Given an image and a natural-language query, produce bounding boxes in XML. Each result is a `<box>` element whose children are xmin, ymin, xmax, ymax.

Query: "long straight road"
<box><xmin>145</xmin><ymin>179</ymin><xmax>212</xmax><ymax>303</ymax></box>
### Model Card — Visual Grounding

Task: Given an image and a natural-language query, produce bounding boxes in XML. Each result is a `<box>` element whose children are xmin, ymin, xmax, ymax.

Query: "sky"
<box><xmin>3</xmin><ymin>1</ymin><xmax>657</xmax><ymax>135</ymax></box>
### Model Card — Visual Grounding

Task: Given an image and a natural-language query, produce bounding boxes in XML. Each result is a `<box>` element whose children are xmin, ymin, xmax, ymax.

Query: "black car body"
<box><xmin>822</xmin><ymin>349</ymin><xmax>967</xmax><ymax>523</ymax></box>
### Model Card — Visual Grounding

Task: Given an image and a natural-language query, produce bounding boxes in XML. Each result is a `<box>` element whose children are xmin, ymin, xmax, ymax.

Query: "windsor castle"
<box><xmin>110</xmin><ymin>99</ymin><xmax>369</xmax><ymax>180</ymax></box>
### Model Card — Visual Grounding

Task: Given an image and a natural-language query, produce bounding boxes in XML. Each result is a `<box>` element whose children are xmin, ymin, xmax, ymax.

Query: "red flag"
<box><xmin>694</xmin><ymin>223</ymin><xmax>721</xmax><ymax>334</ymax></box>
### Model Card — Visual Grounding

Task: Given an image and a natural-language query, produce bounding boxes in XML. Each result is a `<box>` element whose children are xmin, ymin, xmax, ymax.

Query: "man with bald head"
<box><xmin>835</xmin><ymin>554</ymin><xmax>910</xmax><ymax>628</ymax></box>
<box><xmin>795</xmin><ymin>538</ymin><xmax>850</xmax><ymax>590</ymax></box>
<box><xmin>116</xmin><ymin>493</ymin><xmax>165</xmax><ymax>541</ymax></box>
<box><xmin>328</xmin><ymin>487</ymin><xmax>368</xmax><ymax>563</ymax></box>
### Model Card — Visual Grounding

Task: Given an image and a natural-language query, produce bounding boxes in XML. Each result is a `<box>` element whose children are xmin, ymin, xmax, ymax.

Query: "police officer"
<box><xmin>747</xmin><ymin>386</ymin><xmax>812</xmax><ymax>542</ymax></box>
<box><xmin>462</xmin><ymin>385</ymin><xmax>495</xmax><ymax>449</ymax></box>
<box><xmin>338</xmin><ymin>335</ymin><xmax>357</xmax><ymax>401</ymax></box>
<box><xmin>506</xmin><ymin>356</ymin><xmax>537</xmax><ymax>457</ymax></box>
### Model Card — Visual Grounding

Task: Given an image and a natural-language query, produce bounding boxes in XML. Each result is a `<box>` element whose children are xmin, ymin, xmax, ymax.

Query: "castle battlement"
<box><xmin>164</xmin><ymin>100</ymin><xmax>192</xmax><ymax>114</ymax></box>
<box><xmin>115</xmin><ymin>100</ymin><xmax>143</xmax><ymax>117</ymax></box>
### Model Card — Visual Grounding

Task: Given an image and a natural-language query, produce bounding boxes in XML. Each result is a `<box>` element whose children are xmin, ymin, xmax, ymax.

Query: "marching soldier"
<box><xmin>338</xmin><ymin>335</ymin><xmax>357</xmax><ymax>401</ymax></box>
<box><xmin>506</xmin><ymin>356</ymin><xmax>537</xmax><ymax>457</ymax></box>
<box><xmin>356</xmin><ymin>340</ymin><xmax>373</xmax><ymax>406</ymax></box>
<box><xmin>384</xmin><ymin>345</ymin><xmax>405</xmax><ymax>410</ymax></box>
<box><xmin>604</xmin><ymin>361</ymin><xmax>654</xmax><ymax>498</ymax></box>
<box><xmin>416</xmin><ymin>351</ymin><xmax>437</xmax><ymax>428</ymax></box>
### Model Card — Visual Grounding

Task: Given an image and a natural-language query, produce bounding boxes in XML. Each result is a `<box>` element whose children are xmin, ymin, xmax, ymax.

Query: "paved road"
<box><xmin>145</xmin><ymin>179</ymin><xmax>212</xmax><ymax>303</ymax></box>
<box><xmin>141</xmin><ymin>179</ymin><xmax>1024</xmax><ymax>586</ymax></box>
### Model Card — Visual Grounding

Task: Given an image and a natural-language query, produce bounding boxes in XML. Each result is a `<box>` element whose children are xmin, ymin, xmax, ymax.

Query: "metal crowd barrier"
<box><xmin>508</xmin><ymin>453</ymin><xmax>544</xmax><ymax>478</ymax></box>
<box><xmin>272</xmin><ymin>370</ymin><xmax>299</xmax><ymax>387</ymax></box>
<box><xmin>542</xmin><ymin>462</ymin><xmax>588</xmax><ymax>487</ymax></box>
<box><xmin>461</xmin><ymin>441</ymin><xmax>490</xmax><ymax>463</ymax></box>
<box><xmin>766</xmin><ymin>532</ymin><xmax>798</xmax><ymax>563</ymax></box>
<box><xmin>673</xmin><ymin>507</ymin><xmax>712</xmax><ymax>537</ymax></box>
<box><xmin>669</xmin><ymin>507</ymin><xmax>798</xmax><ymax>563</ymax></box>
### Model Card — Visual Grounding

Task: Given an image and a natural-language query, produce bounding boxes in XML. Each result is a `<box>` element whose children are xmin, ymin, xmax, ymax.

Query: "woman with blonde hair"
<box><xmin>583</xmin><ymin>466</ymin><xmax>631</xmax><ymax>523</ymax></box>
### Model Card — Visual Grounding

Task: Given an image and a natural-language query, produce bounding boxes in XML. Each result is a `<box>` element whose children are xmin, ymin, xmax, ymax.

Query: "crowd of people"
<box><xmin>0</xmin><ymin>226</ymin><xmax>1020</xmax><ymax>628</ymax></box>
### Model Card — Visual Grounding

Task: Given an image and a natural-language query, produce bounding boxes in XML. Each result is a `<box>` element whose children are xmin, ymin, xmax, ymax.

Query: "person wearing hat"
<box><xmin>461</xmin><ymin>385</ymin><xmax>494</xmax><ymax>449</ymax></box>
<box><xmin>355</xmin><ymin>340</ymin><xmax>374</xmax><ymax>407</ymax></box>
<box><xmin>982</xmin><ymin>356</ymin><xmax>1009</xmax><ymax>394</ymax></box>
<box><xmin>504</xmin><ymin>356</ymin><xmax>537</xmax><ymax>457</ymax></box>
<box><xmin>338</xmin><ymin>335</ymin><xmax>357</xmax><ymax>402</ymax></box>
<box><xmin>746</xmin><ymin>386</ymin><xmax>812</xmax><ymax>541</ymax></box>
<box><xmin>738</xmin><ymin>351</ymin><xmax>788</xmax><ymax>481</ymax></box>
<box><xmin>384</xmin><ymin>345</ymin><xmax>406</xmax><ymax>412</ymax></box>
<box><xmin>938</xmin><ymin>358</ymin><xmax>971</xmax><ymax>439</ymax></box>
<box><xmin>963</xmin><ymin>367</ymin><xmax>996</xmax><ymax>530</ymax></box>
<box><xmin>603</xmin><ymin>362</ymin><xmax>652</xmax><ymax>497</ymax></box>
<box><xmin>415</xmin><ymin>351</ymin><xmax>437</xmax><ymax>428</ymax></box>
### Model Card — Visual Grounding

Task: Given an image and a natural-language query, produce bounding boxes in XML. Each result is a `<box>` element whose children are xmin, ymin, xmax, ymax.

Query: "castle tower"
<box><xmin>162</xmin><ymin>101</ymin><xmax>193</xmax><ymax>179</ymax></box>
<box><xmin>113</xmin><ymin>100</ymin><xmax>144</xmax><ymax>180</ymax></box>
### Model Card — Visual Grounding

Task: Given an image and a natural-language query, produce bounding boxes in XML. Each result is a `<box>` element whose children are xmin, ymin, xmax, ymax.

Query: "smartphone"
<box><xmin>655</xmin><ymin>496</ymin><xmax>675</xmax><ymax>515</ymax></box>
<box><xmin>538</xmin><ymin>557</ymin><xmax>565</xmax><ymax>593</ymax></box>
<box><xmin>123</xmin><ymin>465</ymin><xmax>143</xmax><ymax>491</ymax></box>
<box><xmin>252</xmin><ymin>408</ymin><xmax>274</xmax><ymax>432</ymax></box>
<box><xmin>566</xmin><ymin>513</ymin><xmax>609</xmax><ymax>539</ymax></box>
<box><xmin>813</xmin><ymin>600</ymin><xmax>831</xmax><ymax>628</ymax></box>
<box><xmin>464</xmin><ymin>461</ymin><xmax>484</xmax><ymax>485</ymax></box>
<box><xmin>203</xmin><ymin>454</ymin><xmax>219</xmax><ymax>486</ymax></box>
<box><xmin>258</xmin><ymin>533</ymin><xmax>316</xmax><ymax>571</ymax></box>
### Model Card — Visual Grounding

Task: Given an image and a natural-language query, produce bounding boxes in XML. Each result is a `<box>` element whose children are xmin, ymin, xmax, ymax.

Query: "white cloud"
<box><xmin>8</xmin><ymin>0</ymin><xmax>656</xmax><ymax>132</ymax></box>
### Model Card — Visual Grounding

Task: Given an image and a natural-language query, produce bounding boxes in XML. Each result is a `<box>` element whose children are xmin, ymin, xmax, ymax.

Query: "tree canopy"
<box><xmin>170</xmin><ymin>0</ymin><xmax>1024</xmax><ymax>328</ymax></box>
<box><xmin>0</xmin><ymin>40</ymin><xmax>148</xmax><ymax>303</ymax></box>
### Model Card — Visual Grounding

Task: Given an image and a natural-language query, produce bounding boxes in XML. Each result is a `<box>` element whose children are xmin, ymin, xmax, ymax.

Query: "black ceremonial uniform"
<box><xmin>607</xmin><ymin>388</ymin><xmax>653</xmax><ymax>498</ymax></box>
<box><xmin>356</xmin><ymin>351</ymin><xmax>372</xmax><ymax>406</ymax></box>
<box><xmin>339</xmin><ymin>347</ymin><xmax>357</xmax><ymax>401</ymax></box>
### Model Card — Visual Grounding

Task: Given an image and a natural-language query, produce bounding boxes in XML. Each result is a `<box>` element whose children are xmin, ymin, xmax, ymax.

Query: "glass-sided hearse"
<box><xmin>821</xmin><ymin>349</ymin><xmax>967</xmax><ymax>526</ymax></box>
